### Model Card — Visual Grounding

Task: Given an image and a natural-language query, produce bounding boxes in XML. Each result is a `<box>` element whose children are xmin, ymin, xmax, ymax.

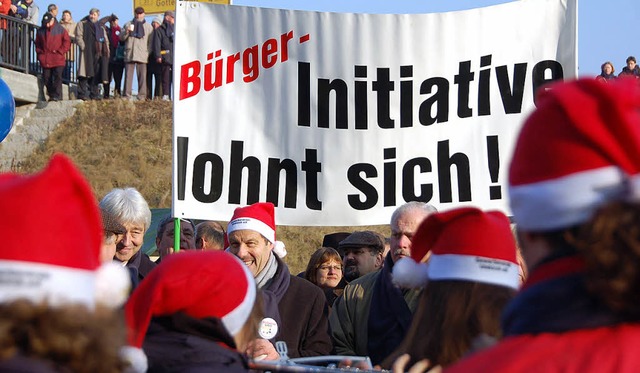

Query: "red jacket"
<box><xmin>0</xmin><ymin>0</ymin><xmax>10</xmax><ymax>30</ymax></box>
<box><xmin>35</xmin><ymin>22</ymin><xmax>71</xmax><ymax>68</ymax></box>
<box><xmin>446</xmin><ymin>324</ymin><xmax>640</xmax><ymax>373</ymax></box>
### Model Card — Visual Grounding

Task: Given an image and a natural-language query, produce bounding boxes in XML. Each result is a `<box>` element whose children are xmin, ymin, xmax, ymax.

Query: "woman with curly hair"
<box><xmin>448</xmin><ymin>78</ymin><xmax>640</xmax><ymax>372</ymax></box>
<box><xmin>0</xmin><ymin>154</ymin><xmax>134</xmax><ymax>373</ymax></box>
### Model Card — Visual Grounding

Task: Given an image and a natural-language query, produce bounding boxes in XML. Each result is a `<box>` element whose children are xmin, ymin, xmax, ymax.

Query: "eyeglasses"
<box><xmin>318</xmin><ymin>265</ymin><xmax>342</xmax><ymax>272</ymax></box>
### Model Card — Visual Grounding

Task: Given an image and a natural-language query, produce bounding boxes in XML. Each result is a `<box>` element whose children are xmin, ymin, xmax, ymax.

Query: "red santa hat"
<box><xmin>509</xmin><ymin>78</ymin><xmax>640</xmax><ymax>231</ymax></box>
<box><xmin>0</xmin><ymin>153</ymin><xmax>113</xmax><ymax>306</ymax></box>
<box><xmin>393</xmin><ymin>207</ymin><xmax>519</xmax><ymax>290</ymax></box>
<box><xmin>125</xmin><ymin>250</ymin><xmax>256</xmax><ymax>348</ymax></box>
<box><xmin>227</xmin><ymin>202</ymin><xmax>276</xmax><ymax>243</ymax></box>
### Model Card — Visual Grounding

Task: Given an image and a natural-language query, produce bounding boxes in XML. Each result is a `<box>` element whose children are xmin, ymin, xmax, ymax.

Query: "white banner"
<box><xmin>172</xmin><ymin>0</ymin><xmax>577</xmax><ymax>225</ymax></box>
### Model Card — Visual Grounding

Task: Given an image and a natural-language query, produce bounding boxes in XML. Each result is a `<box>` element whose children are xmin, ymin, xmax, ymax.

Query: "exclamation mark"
<box><xmin>486</xmin><ymin>135</ymin><xmax>501</xmax><ymax>200</ymax></box>
<box><xmin>177</xmin><ymin>136</ymin><xmax>189</xmax><ymax>201</ymax></box>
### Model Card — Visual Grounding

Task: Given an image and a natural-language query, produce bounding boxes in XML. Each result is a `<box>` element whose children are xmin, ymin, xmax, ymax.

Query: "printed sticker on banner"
<box><xmin>259</xmin><ymin>317</ymin><xmax>278</xmax><ymax>340</ymax></box>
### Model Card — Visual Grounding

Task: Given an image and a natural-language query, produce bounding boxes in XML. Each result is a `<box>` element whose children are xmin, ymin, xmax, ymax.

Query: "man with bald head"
<box><xmin>195</xmin><ymin>221</ymin><xmax>225</xmax><ymax>250</ymax></box>
<box><xmin>329</xmin><ymin>202</ymin><xmax>436</xmax><ymax>365</ymax></box>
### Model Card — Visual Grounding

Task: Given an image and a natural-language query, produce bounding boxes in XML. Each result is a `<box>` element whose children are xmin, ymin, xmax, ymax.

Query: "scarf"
<box><xmin>132</xmin><ymin>19</ymin><xmax>146</xmax><ymax>39</ymax></box>
<box><xmin>502</xmin><ymin>255</ymin><xmax>628</xmax><ymax>336</ymax></box>
<box><xmin>257</xmin><ymin>253</ymin><xmax>291</xmax><ymax>341</ymax></box>
<box><xmin>93</xmin><ymin>20</ymin><xmax>105</xmax><ymax>43</ymax></box>
<box><xmin>367</xmin><ymin>255</ymin><xmax>414</xmax><ymax>365</ymax></box>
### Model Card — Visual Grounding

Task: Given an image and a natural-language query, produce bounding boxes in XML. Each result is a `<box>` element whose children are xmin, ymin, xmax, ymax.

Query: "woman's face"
<box><xmin>315</xmin><ymin>259</ymin><xmax>342</xmax><ymax>289</ymax></box>
<box><xmin>604</xmin><ymin>63</ymin><xmax>613</xmax><ymax>75</ymax></box>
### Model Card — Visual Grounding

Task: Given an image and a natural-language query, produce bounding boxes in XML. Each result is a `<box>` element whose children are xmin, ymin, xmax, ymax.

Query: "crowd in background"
<box><xmin>1</xmin><ymin>1</ymin><xmax>175</xmax><ymax>102</ymax></box>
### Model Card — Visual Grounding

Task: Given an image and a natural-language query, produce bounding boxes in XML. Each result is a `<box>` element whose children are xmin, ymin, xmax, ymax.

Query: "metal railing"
<box><xmin>0</xmin><ymin>14</ymin><xmax>77</xmax><ymax>84</ymax></box>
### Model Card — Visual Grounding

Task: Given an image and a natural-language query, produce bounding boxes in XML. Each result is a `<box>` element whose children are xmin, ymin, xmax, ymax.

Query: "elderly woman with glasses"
<box><xmin>304</xmin><ymin>247</ymin><xmax>344</xmax><ymax>308</ymax></box>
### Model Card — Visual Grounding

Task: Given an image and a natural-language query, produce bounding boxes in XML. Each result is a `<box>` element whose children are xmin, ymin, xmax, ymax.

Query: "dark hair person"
<box><xmin>448</xmin><ymin>78</ymin><xmax>640</xmax><ymax>372</ymax></box>
<box><xmin>384</xmin><ymin>207</ymin><xmax>519</xmax><ymax>369</ymax></box>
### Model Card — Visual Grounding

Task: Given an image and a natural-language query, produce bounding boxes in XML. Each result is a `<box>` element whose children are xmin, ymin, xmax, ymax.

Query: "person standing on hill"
<box><xmin>153</xmin><ymin>10</ymin><xmax>174</xmax><ymax>100</ymax></box>
<box><xmin>121</xmin><ymin>6</ymin><xmax>152</xmax><ymax>100</ymax></box>
<box><xmin>618</xmin><ymin>56</ymin><xmax>640</xmax><ymax>79</ymax></box>
<box><xmin>59</xmin><ymin>9</ymin><xmax>75</xmax><ymax>81</ymax></box>
<box><xmin>35</xmin><ymin>11</ymin><xmax>69</xmax><ymax>101</ymax></box>
<box><xmin>76</xmin><ymin>8</ymin><xmax>109</xmax><ymax>100</ymax></box>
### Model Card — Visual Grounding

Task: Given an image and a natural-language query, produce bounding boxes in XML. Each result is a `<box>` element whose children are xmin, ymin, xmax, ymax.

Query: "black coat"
<box><xmin>153</xmin><ymin>22</ymin><xmax>174</xmax><ymax>65</ymax></box>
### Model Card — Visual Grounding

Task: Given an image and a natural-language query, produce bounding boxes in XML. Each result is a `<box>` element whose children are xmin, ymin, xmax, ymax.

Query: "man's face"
<box><xmin>156</xmin><ymin>221</ymin><xmax>196</xmax><ymax>258</ymax></box>
<box><xmin>89</xmin><ymin>12</ymin><xmax>99</xmax><ymax>23</ymax></box>
<box><xmin>115</xmin><ymin>222</ymin><xmax>145</xmax><ymax>262</ymax></box>
<box><xmin>389</xmin><ymin>209</ymin><xmax>432</xmax><ymax>263</ymax></box>
<box><xmin>152</xmin><ymin>22</ymin><xmax>160</xmax><ymax>29</ymax></box>
<box><xmin>228</xmin><ymin>229</ymin><xmax>273</xmax><ymax>277</ymax></box>
<box><xmin>342</xmin><ymin>246</ymin><xmax>381</xmax><ymax>282</ymax></box>
<box><xmin>628</xmin><ymin>60</ymin><xmax>636</xmax><ymax>70</ymax></box>
<box><xmin>315</xmin><ymin>259</ymin><xmax>342</xmax><ymax>289</ymax></box>
<box><xmin>165</xmin><ymin>15</ymin><xmax>174</xmax><ymax>24</ymax></box>
<box><xmin>136</xmin><ymin>12</ymin><xmax>145</xmax><ymax>20</ymax></box>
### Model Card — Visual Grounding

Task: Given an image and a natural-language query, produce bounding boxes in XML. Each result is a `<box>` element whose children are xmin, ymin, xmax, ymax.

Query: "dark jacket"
<box><xmin>265</xmin><ymin>256</ymin><xmax>333</xmax><ymax>358</ymax></box>
<box><xmin>143</xmin><ymin>314</ymin><xmax>249</xmax><ymax>373</ymax></box>
<box><xmin>0</xmin><ymin>354</ymin><xmax>59</xmax><ymax>372</ymax></box>
<box><xmin>126</xmin><ymin>249</ymin><xmax>157</xmax><ymax>285</ymax></box>
<box><xmin>35</xmin><ymin>22</ymin><xmax>70</xmax><ymax>68</ymax></box>
<box><xmin>152</xmin><ymin>21</ymin><xmax>174</xmax><ymax>65</ymax></box>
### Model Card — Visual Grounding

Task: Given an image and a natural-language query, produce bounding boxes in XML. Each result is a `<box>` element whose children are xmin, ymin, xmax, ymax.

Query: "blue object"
<box><xmin>0</xmin><ymin>77</ymin><xmax>15</xmax><ymax>143</ymax></box>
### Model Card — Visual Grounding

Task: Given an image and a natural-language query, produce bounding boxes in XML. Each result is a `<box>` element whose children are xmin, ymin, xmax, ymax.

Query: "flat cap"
<box><xmin>338</xmin><ymin>231</ymin><xmax>385</xmax><ymax>254</ymax></box>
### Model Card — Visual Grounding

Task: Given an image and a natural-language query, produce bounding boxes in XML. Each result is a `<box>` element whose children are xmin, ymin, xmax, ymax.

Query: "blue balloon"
<box><xmin>0</xmin><ymin>77</ymin><xmax>15</xmax><ymax>143</ymax></box>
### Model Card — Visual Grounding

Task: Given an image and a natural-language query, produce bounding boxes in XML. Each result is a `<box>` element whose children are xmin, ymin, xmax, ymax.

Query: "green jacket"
<box><xmin>329</xmin><ymin>257</ymin><xmax>422</xmax><ymax>358</ymax></box>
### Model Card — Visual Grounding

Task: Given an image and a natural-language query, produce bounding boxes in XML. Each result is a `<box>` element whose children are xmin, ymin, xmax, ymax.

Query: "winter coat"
<box><xmin>125</xmin><ymin>249</ymin><xmax>157</xmax><ymax>285</ymax></box>
<box><xmin>35</xmin><ymin>22</ymin><xmax>70</xmax><ymax>68</ymax></box>
<box><xmin>0</xmin><ymin>0</ymin><xmax>11</xmax><ymax>30</ymax></box>
<box><xmin>447</xmin><ymin>255</ymin><xmax>640</xmax><ymax>373</ymax></box>
<box><xmin>75</xmin><ymin>17</ymin><xmax>109</xmax><ymax>78</ymax></box>
<box><xmin>11</xmin><ymin>0</ymin><xmax>38</xmax><ymax>25</ymax></box>
<box><xmin>152</xmin><ymin>21</ymin><xmax>174</xmax><ymax>65</ymax></box>
<box><xmin>264</xmin><ymin>255</ymin><xmax>333</xmax><ymax>358</ymax></box>
<box><xmin>120</xmin><ymin>19</ymin><xmax>153</xmax><ymax>64</ymax></box>
<box><xmin>329</xmin><ymin>254</ymin><xmax>422</xmax><ymax>360</ymax></box>
<box><xmin>59</xmin><ymin>20</ymin><xmax>76</xmax><ymax>61</ymax></box>
<box><xmin>143</xmin><ymin>315</ymin><xmax>250</xmax><ymax>373</ymax></box>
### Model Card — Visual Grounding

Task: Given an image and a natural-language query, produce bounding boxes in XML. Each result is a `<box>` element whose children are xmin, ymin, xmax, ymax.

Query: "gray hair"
<box><xmin>156</xmin><ymin>214</ymin><xmax>196</xmax><ymax>240</ymax></box>
<box><xmin>390</xmin><ymin>201</ymin><xmax>437</xmax><ymax>226</ymax></box>
<box><xmin>99</xmin><ymin>187</ymin><xmax>152</xmax><ymax>232</ymax></box>
<box><xmin>89</xmin><ymin>8</ymin><xmax>99</xmax><ymax>15</ymax></box>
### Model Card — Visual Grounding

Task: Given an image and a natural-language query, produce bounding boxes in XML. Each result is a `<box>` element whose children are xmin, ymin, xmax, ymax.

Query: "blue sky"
<box><xmin>59</xmin><ymin>0</ymin><xmax>639</xmax><ymax>76</ymax></box>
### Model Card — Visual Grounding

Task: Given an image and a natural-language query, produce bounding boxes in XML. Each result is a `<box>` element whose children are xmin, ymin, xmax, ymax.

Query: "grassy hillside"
<box><xmin>17</xmin><ymin>99</ymin><xmax>387</xmax><ymax>274</ymax></box>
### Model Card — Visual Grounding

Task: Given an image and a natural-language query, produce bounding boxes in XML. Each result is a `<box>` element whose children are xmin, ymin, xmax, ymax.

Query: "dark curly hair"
<box><xmin>0</xmin><ymin>300</ymin><xmax>127</xmax><ymax>373</ymax></box>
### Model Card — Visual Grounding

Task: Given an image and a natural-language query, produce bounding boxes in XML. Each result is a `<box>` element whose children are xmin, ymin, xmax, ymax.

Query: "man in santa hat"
<box><xmin>227</xmin><ymin>202</ymin><xmax>332</xmax><ymax>360</ymax></box>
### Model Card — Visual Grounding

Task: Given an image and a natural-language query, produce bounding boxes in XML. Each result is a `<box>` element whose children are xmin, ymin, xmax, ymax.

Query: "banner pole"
<box><xmin>174</xmin><ymin>218</ymin><xmax>181</xmax><ymax>253</ymax></box>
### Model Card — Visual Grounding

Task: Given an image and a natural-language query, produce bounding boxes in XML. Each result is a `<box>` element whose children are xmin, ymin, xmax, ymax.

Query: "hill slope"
<box><xmin>17</xmin><ymin>99</ymin><xmax>387</xmax><ymax>273</ymax></box>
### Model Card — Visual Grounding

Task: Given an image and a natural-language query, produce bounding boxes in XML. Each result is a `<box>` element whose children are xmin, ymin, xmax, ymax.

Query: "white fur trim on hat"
<box><xmin>0</xmin><ymin>260</ymin><xmax>96</xmax><ymax>307</ymax></box>
<box><xmin>227</xmin><ymin>217</ymin><xmax>275</xmax><ymax>243</ymax></box>
<box><xmin>221</xmin><ymin>255</ymin><xmax>257</xmax><ymax>336</ymax></box>
<box><xmin>509</xmin><ymin>166</ymin><xmax>631</xmax><ymax>231</ymax></box>
<box><xmin>95</xmin><ymin>262</ymin><xmax>131</xmax><ymax>308</ymax></box>
<box><xmin>273</xmin><ymin>241</ymin><xmax>287</xmax><ymax>258</ymax></box>
<box><xmin>392</xmin><ymin>257</ymin><xmax>429</xmax><ymax>288</ymax></box>
<box><xmin>427</xmin><ymin>253</ymin><xmax>520</xmax><ymax>290</ymax></box>
<box><xmin>120</xmin><ymin>345</ymin><xmax>148</xmax><ymax>373</ymax></box>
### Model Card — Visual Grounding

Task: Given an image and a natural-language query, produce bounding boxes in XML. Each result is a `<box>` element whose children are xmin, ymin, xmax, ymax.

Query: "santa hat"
<box><xmin>393</xmin><ymin>207</ymin><xmax>519</xmax><ymax>290</ymax></box>
<box><xmin>125</xmin><ymin>250</ymin><xmax>256</xmax><ymax>349</ymax></box>
<box><xmin>0</xmin><ymin>153</ymin><xmax>129</xmax><ymax>307</ymax></box>
<box><xmin>509</xmin><ymin>78</ymin><xmax>640</xmax><ymax>231</ymax></box>
<box><xmin>227</xmin><ymin>202</ymin><xmax>276</xmax><ymax>243</ymax></box>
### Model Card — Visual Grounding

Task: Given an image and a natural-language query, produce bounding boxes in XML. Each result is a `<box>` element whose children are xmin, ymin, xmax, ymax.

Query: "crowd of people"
<box><xmin>1</xmin><ymin>77</ymin><xmax>640</xmax><ymax>372</ymax></box>
<box><xmin>596</xmin><ymin>55</ymin><xmax>640</xmax><ymax>82</ymax></box>
<box><xmin>1</xmin><ymin>2</ymin><xmax>175</xmax><ymax>102</ymax></box>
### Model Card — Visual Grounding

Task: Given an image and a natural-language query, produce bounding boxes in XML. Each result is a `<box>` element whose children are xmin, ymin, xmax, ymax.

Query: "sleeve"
<box><xmin>296</xmin><ymin>285</ymin><xmax>333</xmax><ymax>357</ymax></box>
<box><xmin>119</xmin><ymin>22</ymin><xmax>129</xmax><ymax>42</ymax></box>
<box><xmin>0</xmin><ymin>0</ymin><xmax>12</xmax><ymax>15</ymax></box>
<box><xmin>328</xmin><ymin>288</ymin><xmax>357</xmax><ymax>356</ymax></box>
<box><xmin>26</xmin><ymin>4</ymin><xmax>37</xmax><ymax>25</ymax></box>
<box><xmin>34</xmin><ymin>30</ymin><xmax>43</xmax><ymax>55</ymax></box>
<box><xmin>75</xmin><ymin>22</ymin><xmax>84</xmax><ymax>50</ymax></box>
<box><xmin>60</xmin><ymin>27</ymin><xmax>71</xmax><ymax>54</ymax></box>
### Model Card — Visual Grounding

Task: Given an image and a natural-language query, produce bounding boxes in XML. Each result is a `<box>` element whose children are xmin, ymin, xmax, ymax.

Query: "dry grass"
<box><xmin>18</xmin><ymin>99</ymin><xmax>389</xmax><ymax>274</ymax></box>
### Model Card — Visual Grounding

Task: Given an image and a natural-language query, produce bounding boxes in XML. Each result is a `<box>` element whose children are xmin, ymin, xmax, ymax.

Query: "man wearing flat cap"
<box><xmin>338</xmin><ymin>231</ymin><xmax>385</xmax><ymax>282</ymax></box>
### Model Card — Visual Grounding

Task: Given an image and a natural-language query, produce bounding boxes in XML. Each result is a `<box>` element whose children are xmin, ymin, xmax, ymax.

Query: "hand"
<box><xmin>246</xmin><ymin>338</ymin><xmax>280</xmax><ymax>361</ymax></box>
<box><xmin>392</xmin><ymin>354</ymin><xmax>441</xmax><ymax>373</ymax></box>
<box><xmin>156</xmin><ymin>57</ymin><xmax>162</xmax><ymax>64</ymax></box>
<box><xmin>10</xmin><ymin>4</ymin><xmax>16</xmax><ymax>12</ymax></box>
<box><xmin>338</xmin><ymin>358</ymin><xmax>372</xmax><ymax>370</ymax></box>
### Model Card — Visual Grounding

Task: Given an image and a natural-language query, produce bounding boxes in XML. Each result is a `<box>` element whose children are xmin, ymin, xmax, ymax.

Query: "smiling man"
<box><xmin>227</xmin><ymin>202</ymin><xmax>332</xmax><ymax>360</ymax></box>
<box><xmin>99</xmin><ymin>187</ymin><xmax>155</xmax><ymax>286</ymax></box>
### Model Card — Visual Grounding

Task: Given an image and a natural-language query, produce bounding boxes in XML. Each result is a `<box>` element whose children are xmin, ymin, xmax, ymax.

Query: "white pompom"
<box><xmin>120</xmin><ymin>345</ymin><xmax>148</xmax><ymax>373</ymax></box>
<box><xmin>95</xmin><ymin>262</ymin><xmax>131</xmax><ymax>308</ymax></box>
<box><xmin>273</xmin><ymin>241</ymin><xmax>287</xmax><ymax>258</ymax></box>
<box><xmin>392</xmin><ymin>257</ymin><xmax>429</xmax><ymax>288</ymax></box>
